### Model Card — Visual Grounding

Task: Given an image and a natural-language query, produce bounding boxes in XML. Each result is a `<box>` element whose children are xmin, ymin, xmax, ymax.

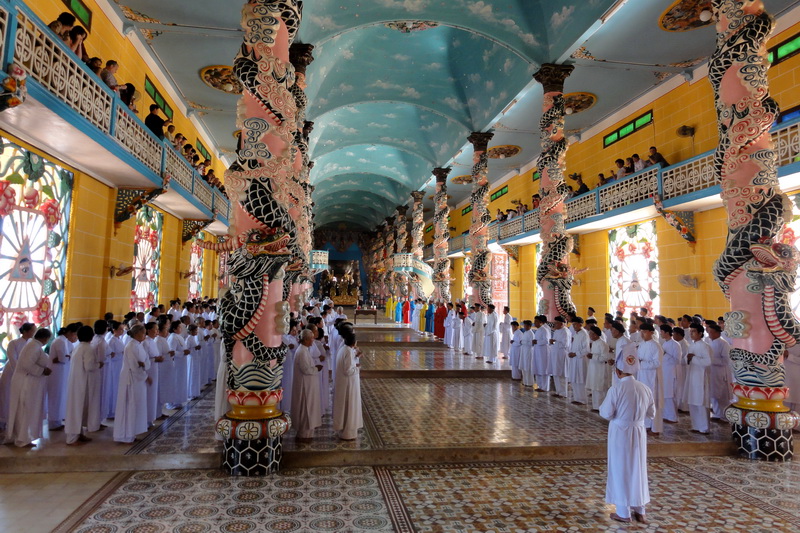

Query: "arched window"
<box><xmin>188</xmin><ymin>233</ymin><xmax>204</xmax><ymax>300</ymax></box>
<box><xmin>0</xmin><ymin>138</ymin><xmax>72</xmax><ymax>364</ymax></box>
<box><xmin>609</xmin><ymin>220</ymin><xmax>660</xmax><ymax>316</ymax></box>
<box><xmin>130</xmin><ymin>206</ymin><xmax>162</xmax><ymax>312</ymax></box>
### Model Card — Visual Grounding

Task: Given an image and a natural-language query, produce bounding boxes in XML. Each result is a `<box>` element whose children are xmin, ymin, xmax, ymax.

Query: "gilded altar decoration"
<box><xmin>200</xmin><ymin>65</ymin><xmax>245</xmax><ymax>94</ymax></box>
<box><xmin>131</xmin><ymin>206</ymin><xmax>163</xmax><ymax>312</ymax></box>
<box><xmin>0</xmin><ymin>138</ymin><xmax>72</xmax><ymax>364</ymax></box>
<box><xmin>709</xmin><ymin>0</ymin><xmax>800</xmax><ymax>460</ymax></box>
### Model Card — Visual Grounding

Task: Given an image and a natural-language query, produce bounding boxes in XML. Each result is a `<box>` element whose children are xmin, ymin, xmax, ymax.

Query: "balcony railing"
<box><xmin>3</xmin><ymin>1</ymin><xmax>230</xmax><ymax>224</ymax></box>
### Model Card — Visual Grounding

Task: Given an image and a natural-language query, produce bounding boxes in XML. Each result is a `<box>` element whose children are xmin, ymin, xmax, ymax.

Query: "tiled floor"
<box><xmin>359</xmin><ymin>347</ymin><xmax>511</xmax><ymax>371</ymax></box>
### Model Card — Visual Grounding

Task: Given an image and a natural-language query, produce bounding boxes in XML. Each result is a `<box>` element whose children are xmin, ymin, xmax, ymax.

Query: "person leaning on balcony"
<box><xmin>614</xmin><ymin>158</ymin><xmax>629</xmax><ymax>179</ymax></box>
<box><xmin>172</xmin><ymin>133</ymin><xmax>186</xmax><ymax>150</ymax></box>
<box><xmin>48</xmin><ymin>12</ymin><xmax>75</xmax><ymax>42</ymax></box>
<box><xmin>100</xmin><ymin>61</ymin><xmax>121</xmax><ymax>92</ymax></box>
<box><xmin>145</xmin><ymin>104</ymin><xmax>168</xmax><ymax>140</ymax></box>
<box><xmin>165</xmin><ymin>124</ymin><xmax>176</xmax><ymax>143</ymax></box>
<box><xmin>632</xmin><ymin>153</ymin><xmax>645</xmax><ymax>172</ymax></box>
<box><xmin>624</xmin><ymin>157</ymin><xmax>635</xmax><ymax>175</ymax></box>
<box><xmin>648</xmin><ymin>146</ymin><xmax>669</xmax><ymax>167</ymax></box>
<box><xmin>87</xmin><ymin>57</ymin><xmax>102</xmax><ymax>76</ymax></box>
<box><xmin>66</xmin><ymin>26</ymin><xmax>89</xmax><ymax>62</ymax></box>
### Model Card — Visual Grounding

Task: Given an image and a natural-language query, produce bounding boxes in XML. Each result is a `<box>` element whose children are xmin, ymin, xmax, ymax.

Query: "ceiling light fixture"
<box><xmin>565</xmin><ymin>107</ymin><xmax>574</xmax><ymax>115</ymax></box>
<box><xmin>699</xmin><ymin>10</ymin><xmax>713</xmax><ymax>22</ymax></box>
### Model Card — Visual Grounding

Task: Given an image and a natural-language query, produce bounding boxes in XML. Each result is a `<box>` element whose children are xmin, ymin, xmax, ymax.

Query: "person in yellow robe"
<box><xmin>419</xmin><ymin>301</ymin><xmax>428</xmax><ymax>333</ymax></box>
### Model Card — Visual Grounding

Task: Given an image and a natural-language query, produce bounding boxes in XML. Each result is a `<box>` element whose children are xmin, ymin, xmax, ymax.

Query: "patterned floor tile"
<box><xmin>70</xmin><ymin>467</ymin><xmax>394</xmax><ymax>532</ymax></box>
<box><xmin>359</xmin><ymin>347</ymin><xmax>511</xmax><ymax>371</ymax></box>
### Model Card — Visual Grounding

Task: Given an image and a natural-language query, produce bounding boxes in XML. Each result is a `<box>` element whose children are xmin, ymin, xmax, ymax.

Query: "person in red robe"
<box><xmin>434</xmin><ymin>302</ymin><xmax>447</xmax><ymax>340</ymax></box>
<box><xmin>402</xmin><ymin>299</ymin><xmax>411</xmax><ymax>324</ymax></box>
<box><xmin>459</xmin><ymin>300</ymin><xmax>468</xmax><ymax>318</ymax></box>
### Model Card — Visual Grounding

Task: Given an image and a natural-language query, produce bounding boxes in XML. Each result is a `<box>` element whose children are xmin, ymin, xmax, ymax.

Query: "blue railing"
<box><xmin>0</xmin><ymin>0</ymin><xmax>230</xmax><ymax>224</ymax></box>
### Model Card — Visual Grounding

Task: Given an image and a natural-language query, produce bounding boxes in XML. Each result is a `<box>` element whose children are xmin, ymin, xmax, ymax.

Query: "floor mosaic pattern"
<box><xmin>359</xmin><ymin>347</ymin><xmax>511</xmax><ymax>371</ymax></box>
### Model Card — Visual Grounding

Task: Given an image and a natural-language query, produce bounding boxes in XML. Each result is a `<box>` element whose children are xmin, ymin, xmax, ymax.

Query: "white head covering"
<box><xmin>617</xmin><ymin>343</ymin><xmax>640</xmax><ymax>374</ymax></box>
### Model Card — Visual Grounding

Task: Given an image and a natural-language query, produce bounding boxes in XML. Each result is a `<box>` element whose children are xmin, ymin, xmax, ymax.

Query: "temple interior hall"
<box><xmin>3</xmin><ymin>0</ymin><xmax>800</xmax><ymax>531</ymax></box>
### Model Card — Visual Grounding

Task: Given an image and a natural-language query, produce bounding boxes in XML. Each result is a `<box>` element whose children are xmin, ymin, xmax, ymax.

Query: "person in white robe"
<box><xmin>660</xmin><ymin>325</ymin><xmax>681</xmax><ymax>423</ymax></box>
<box><xmin>462</xmin><ymin>311</ymin><xmax>474</xmax><ymax>356</ymax></box>
<box><xmin>636</xmin><ymin>324</ymin><xmax>663</xmax><ymax>434</ymax></box>
<box><xmin>600</xmin><ymin>353</ymin><xmax>654</xmax><ymax>524</ymax></box>
<box><xmin>452</xmin><ymin>311</ymin><xmax>463</xmax><ymax>353</ymax></box>
<box><xmin>292</xmin><ymin>329</ymin><xmax>322</xmax><ymax>441</ymax></box>
<box><xmin>0</xmin><ymin>323</ymin><xmax>36</xmax><ymax>429</ymax></box>
<box><xmin>550</xmin><ymin>317</ymin><xmax>571</xmax><ymax>397</ymax></box>
<box><xmin>156</xmin><ymin>322</ymin><xmax>174</xmax><ymax>417</ymax></box>
<box><xmin>281</xmin><ymin>323</ymin><xmax>299</xmax><ymax>414</ymax></box>
<box><xmin>673</xmin><ymin>327</ymin><xmax>691</xmax><ymax>412</ymax></box>
<box><xmin>186</xmin><ymin>324</ymin><xmax>202</xmax><ymax>399</ymax></box>
<box><xmin>520</xmin><ymin>321</ymin><xmax>535</xmax><ymax>387</ymax></box>
<box><xmin>310</xmin><ymin>325</ymin><xmax>331</xmax><ymax>415</ymax></box>
<box><xmin>411</xmin><ymin>300</ymin><xmax>421</xmax><ymax>332</ymax></box>
<box><xmin>473</xmin><ymin>305</ymin><xmax>486</xmax><ymax>359</ymax></box>
<box><xmin>87</xmin><ymin>321</ymin><xmax>109</xmax><ymax>432</ymax></box>
<box><xmin>587</xmin><ymin>326</ymin><xmax>610</xmax><ymax>410</ymax></box>
<box><xmin>684</xmin><ymin>325</ymin><xmax>711</xmax><ymax>434</ymax></box>
<box><xmin>444</xmin><ymin>303</ymin><xmax>455</xmax><ymax>348</ymax></box>
<box><xmin>65</xmin><ymin>326</ymin><xmax>98</xmax><ymax>445</ymax></box>
<box><xmin>168</xmin><ymin>321</ymin><xmax>189</xmax><ymax>408</ymax></box>
<box><xmin>211</xmin><ymin>320</ymin><xmax>222</xmax><ymax>373</ymax></box>
<box><xmin>500</xmin><ymin>306</ymin><xmax>512</xmax><ymax>357</ymax></box>
<box><xmin>4</xmin><ymin>329</ymin><xmax>53</xmax><ymax>447</ymax></box>
<box><xmin>102</xmin><ymin>322</ymin><xmax>125</xmax><ymax>420</ymax></box>
<box><xmin>708</xmin><ymin>324</ymin><xmax>733</xmax><ymax>421</ymax></box>
<box><xmin>567</xmin><ymin>318</ymin><xmax>589</xmax><ymax>405</ymax></box>
<box><xmin>483</xmin><ymin>304</ymin><xmax>500</xmax><ymax>364</ymax></box>
<box><xmin>785</xmin><ymin>343</ymin><xmax>800</xmax><ymax>412</ymax></box>
<box><xmin>333</xmin><ymin>332</ymin><xmax>363</xmax><ymax>440</ymax></box>
<box><xmin>609</xmin><ymin>322</ymin><xmax>630</xmax><ymax>386</ymax></box>
<box><xmin>46</xmin><ymin>324</ymin><xmax>79</xmax><ymax>431</ymax></box>
<box><xmin>113</xmin><ymin>325</ymin><xmax>150</xmax><ymax>443</ymax></box>
<box><xmin>509</xmin><ymin>322</ymin><xmax>522</xmax><ymax>381</ymax></box>
<box><xmin>143</xmin><ymin>323</ymin><xmax>163</xmax><ymax>425</ymax></box>
<box><xmin>532</xmin><ymin>316</ymin><xmax>551</xmax><ymax>391</ymax></box>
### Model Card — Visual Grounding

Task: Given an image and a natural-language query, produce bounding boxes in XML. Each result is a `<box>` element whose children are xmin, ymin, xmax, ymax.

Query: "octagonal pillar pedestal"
<box><xmin>726</xmin><ymin>385</ymin><xmax>800</xmax><ymax>462</ymax></box>
<box><xmin>216</xmin><ymin>389</ymin><xmax>291</xmax><ymax>476</ymax></box>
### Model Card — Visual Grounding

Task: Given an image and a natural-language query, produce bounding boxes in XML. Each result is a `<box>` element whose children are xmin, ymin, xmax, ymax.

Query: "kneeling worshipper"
<box><xmin>4</xmin><ymin>328</ymin><xmax>53</xmax><ymax>447</ymax></box>
<box><xmin>293</xmin><ymin>329</ymin><xmax>322</xmax><ymax>442</ymax></box>
<box><xmin>113</xmin><ymin>324</ymin><xmax>151</xmax><ymax>443</ymax></box>
<box><xmin>333</xmin><ymin>331</ymin><xmax>363</xmax><ymax>440</ymax></box>
<box><xmin>65</xmin><ymin>326</ymin><xmax>100</xmax><ymax>445</ymax></box>
<box><xmin>600</xmin><ymin>352</ymin><xmax>655</xmax><ymax>524</ymax></box>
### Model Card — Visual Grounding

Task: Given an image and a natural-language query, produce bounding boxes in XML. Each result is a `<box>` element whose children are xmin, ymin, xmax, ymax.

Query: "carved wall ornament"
<box><xmin>200</xmin><ymin>66</ymin><xmax>244</xmax><ymax>94</ymax></box>
<box><xmin>653</xmin><ymin>194</ymin><xmax>696</xmax><ymax>243</ymax></box>
<box><xmin>181</xmin><ymin>219</ymin><xmax>212</xmax><ymax>242</ymax></box>
<box><xmin>562</xmin><ymin>92</ymin><xmax>597</xmax><ymax>114</ymax></box>
<box><xmin>451</xmin><ymin>174</ymin><xmax>472</xmax><ymax>185</ymax></box>
<box><xmin>660</xmin><ymin>0</ymin><xmax>714</xmax><ymax>32</ymax></box>
<box><xmin>384</xmin><ymin>21</ymin><xmax>440</xmax><ymax>33</ymax></box>
<box><xmin>113</xmin><ymin>181</ymin><xmax>169</xmax><ymax>232</ymax></box>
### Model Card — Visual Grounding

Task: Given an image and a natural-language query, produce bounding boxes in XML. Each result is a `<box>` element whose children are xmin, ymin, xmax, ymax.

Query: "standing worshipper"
<box><xmin>0</xmin><ymin>323</ymin><xmax>36</xmax><ymax>430</ymax></box>
<box><xmin>567</xmin><ymin>317</ymin><xmax>589</xmax><ymax>405</ymax></box>
<box><xmin>425</xmin><ymin>299</ymin><xmax>435</xmax><ymax>335</ymax></box>
<box><xmin>707</xmin><ymin>324</ymin><xmax>733</xmax><ymax>422</ymax></box>
<box><xmin>587</xmin><ymin>326</ymin><xmax>610</xmax><ymax>410</ymax></box>
<box><xmin>311</xmin><ymin>325</ymin><xmax>331</xmax><ymax>415</ymax></box>
<box><xmin>333</xmin><ymin>331</ymin><xmax>363</xmax><ymax>440</ymax></box>
<box><xmin>402</xmin><ymin>298</ymin><xmax>411</xmax><ymax>324</ymax></box>
<box><xmin>500</xmin><ymin>306</ymin><xmax>512</xmax><ymax>357</ymax></box>
<box><xmin>281</xmin><ymin>322</ymin><xmax>299</xmax><ymax>414</ymax></box>
<box><xmin>673</xmin><ymin>327</ymin><xmax>691</xmax><ymax>412</ymax></box>
<box><xmin>452</xmin><ymin>311</ymin><xmax>464</xmax><ymax>353</ymax></box>
<box><xmin>550</xmin><ymin>317</ymin><xmax>571</xmax><ymax>397</ymax></box>
<box><xmin>609</xmin><ymin>322</ymin><xmax>630</xmax><ymax>385</ymax></box>
<box><xmin>462</xmin><ymin>308</ymin><xmax>474</xmax><ymax>356</ymax></box>
<box><xmin>186</xmin><ymin>324</ymin><xmax>202</xmax><ymax>400</ymax></box>
<box><xmin>660</xmin><ymin>325</ymin><xmax>681</xmax><ymax>424</ymax></box>
<box><xmin>532</xmin><ymin>316</ymin><xmax>551</xmax><ymax>391</ymax></box>
<box><xmin>143</xmin><ymin>323</ymin><xmax>163</xmax><ymax>426</ymax></box>
<box><xmin>509</xmin><ymin>321</ymin><xmax>522</xmax><ymax>380</ymax></box>
<box><xmin>102</xmin><ymin>321</ymin><xmax>125</xmax><ymax>420</ymax></box>
<box><xmin>684</xmin><ymin>324</ymin><xmax>711</xmax><ymax>434</ymax></box>
<box><xmin>47</xmin><ymin>323</ymin><xmax>79</xmax><ymax>431</ymax></box>
<box><xmin>520</xmin><ymin>320</ymin><xmax>535</xmax><ymax>387</ymax></box>
<box><xmin>394</xmin><ymin>297</ymin><xmax>402</xmax><ymax>323</ymax></box>
<box><xmin>65</xmin><ymin>326</ymin><xmax>98</xmax><ymax>445</ymax></box>
<box><xmin>483</xmin><ymin>304</ymin><xmax>500</xmax><ymax>364</ymax></box>
<box><xmin>88</xmin><ymin>321</ymin><xmax>109</xmax><ymax>432</ymax></box>
<box><xmin>636</xmin><ymin>323</ymin><xmax>663</xmax><ymax>435</ymax></box>
<box><xmin>113</xmin><ymin>325</ymin><xmax>150</xmax><ymax>443</ymax></box>
<box><xmin>411</xmin><ymin>300</ymin><xmax>421</xmax><ymax>332</ymax></box>
<box><xmin>168</xmin><ymin>321</ymin><xmax>189</xmax><ymax>408</ymax></box>
<box><xmin>156</xmin><ymin>322</ymin><xmax>175</xmax><ymax>416</ymax></box>
<box><xmin>4</xmin><ymin>328</ymin><xmax>53</xmax><ymax>447</ymax></box>
<box><xmin>434</xmin><ymin>302</ymin><xmax>447</xmax><ymax>340</ymax></box>
<box><xmin>444</xmin><ymin>303</ymin><xmax>455</xmax><ymax>347</ymax></box>
<box><xmin>418</xmin><ymin>299</ymin><xmax>427</xmax><ymax>333</ymax></box>
<box><xmin>292</xmin><ymin>329</ymin><xmax>322</xmax><ymax>442</ymax></box>
<box><xmin>600</xmin><ymin>353</ymin><xmax>654</xmax><ymax>524</ymax></box>
<box><xmin>473</xmin><ymin>305</ymin><xmax>486</xmax><ymax>359</ymax></box>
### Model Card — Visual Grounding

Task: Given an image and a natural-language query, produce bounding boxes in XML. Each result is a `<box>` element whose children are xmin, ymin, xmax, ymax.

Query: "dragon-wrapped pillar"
<box><xmin>200</xmin><ymin>0</ymin><xmax>304</xmax><ymax>475</ymax></box>
<box><xmin>710</xmin><ymin>0</ymin><xmax>799</xmax><ymax>460</ymax></box>
<box><xmin>533</xmin><ymin>64</ymin><xmax>576</xmax><ymax>321</ymax></box>
<box><xmin>393</xmin><ymin>205</ymin><xmax>410</xmax><ymax>300</ymax></box>
<box><xmin>409</xmin><ymin>191</ymin><xmax>429</xmax><ymax>298</ymax></box>
<box><xmin>432</xmin><ymin>167</ymin><xmax>452</xmax><ymax>302</ymax></box>
<box><xmin>467</xmin><ymin>132</ymin><xmax>495</xmax><ymax>307</ymax></box>
<box><xmin>382</xmin><ymin>216</ymin><xmax>396</xmax><ymax>302</ymax></box>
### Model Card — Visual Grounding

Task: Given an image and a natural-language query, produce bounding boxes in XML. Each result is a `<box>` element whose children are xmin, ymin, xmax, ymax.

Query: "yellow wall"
<box><xmin>451</xmin><ymin>257</ymin><xmax>464</xmax><ymax>301</ymax></box>
<box><xmin>26</xmin><ymin>0</ymin><xmax>226</xmax><ymax>178</ymax></box>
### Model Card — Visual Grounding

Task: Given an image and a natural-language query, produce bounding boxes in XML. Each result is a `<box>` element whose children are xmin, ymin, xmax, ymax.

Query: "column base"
<box><xmin>731</xmin><ymin>424</ymin><xmax>794</xmax><ymax>461</ymax></box>
<box><xmin>217</xmin><ymin>413</ymin><xmax>291</xmax><ymax>476</ymax></box>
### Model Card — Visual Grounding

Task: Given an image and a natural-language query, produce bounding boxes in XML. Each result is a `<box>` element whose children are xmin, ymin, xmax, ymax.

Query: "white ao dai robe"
<box><xmin>113</xmin><ymin>339</ymin><xmax>150</xmax><ymax>443</ymax></box>
<box><xmin>46</xmin><ymin>335</ymin><xmax>72</xmax><ymax>427</ymax></box>
<box><xmin>661</xmin><ymin>338</ymin><xmax>681</xmax><ymax>422</ymax></box>
<box><xmin>333</xmin><ymin>345</ymin><xmax>362</xmax><ymax>439</ymax></box>
<box><xmin>684</xmin><ymin>339</ymin><xmax>711</xmax><ymax>433</ymax></box>
<box><xmin>588</xmin><ymin>337</ymin><xmax>610</xmax><ymax>409</ymax></box>
<box><xmin>0</xmin><ymin>337</ymin><xmax>30</xmax><ymax>427</ymax></box>
<box><xmin>4</xmin><ymin>340</ymin><xmax>49</xmax><ymax>446</ymax></box>
<box><xmin>483</xmin><ymin>311</ymin><xmax>499</xmax><ymax>363</ymax></box>
<box><xmin>637</xmin><ymin>339</ymin><xmax>663</xmax><ymax>433</ymax></box>
<box><xmin>709</xmin><ymin>337</ymin><xmax>734</xmax><ymax>420</ymax></box>
<box><xmin>509</xmin><ymin>329</ymin><xmax>523</xmax><ymax>380</ymax></box>
<box><xmin>551</xmin><ymin>327</ymin><xmax>571</xmax><ymax>396</ymax></box>
<box><xmin>292</xmin><ymin>344</ymin><xmax>321</xmax><ymax>439</ymax></box>
<box><xmin>500</xmin><ymin>313</ymin><xmax>512</xmax><ymax>355</ymax></box>
<box><xmin>143</xmin><ymin>337</ymin><xmax>160</xmax><ymax>424</ymax></box>
<box><xmin>65</xmin><ymin>342</ymin><xmax>95</xmax><ymax>444</ymax></box>
<box><xmin>186</xmin><ymin>335</ymin><xmax>202</xmax><ymax>399</ymax></box>
<box><xmin>102</xmin><ymin>334</ymin><xmax>124</xmax><ymax>419</ymax></box>
<box><xmin>168</xmin><ymin>333</ymin><xmax>189</xmax><ymax>406</ymax></box>
<box><xmin>156</xmin><ymin>336</ymin><xmax>175</xmax><ymax>410</ymax></box>
<box><xmin>567</xmin><ymin>329</ymin><xmax>589</xmax><ymax>404</ymax></box>
<box><xmin>280</xmin><ymin>334</ymin><xmax>297</xmax><ymax>414</ymax></box>
<box><xmin>520</xmin><ymin>329</ymin><xmax>535</xmax><ymax>387</ymax></box>
<box><xmin>473</xmin><ymin>312</ymin><xmax>486</xmax><ymax>358</ymax></box>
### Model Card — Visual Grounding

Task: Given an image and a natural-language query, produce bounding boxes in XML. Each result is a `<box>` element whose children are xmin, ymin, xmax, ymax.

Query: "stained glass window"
<box><xmin>491</xmin><ymin>252</ymin><xmax>509</xmax><ymax>311</ymax></box>
<box><xmin>188</xmin><ymin>232</ymin><xmax>204</xmax><ymax>300</ymax></box>
<box><xmin>609</xmin><ymin>220</ymin><xmax>660</xmax><ymax>316</ymax></box>
<box><xmin>0</xmin><ymin>138</ymin><xmax>72</xmax><ymax>364</ymax></box>
<box><xmin>130</xmin><ymin>205</ymin><xmax>163</xmax><ymax>312</ymax></box>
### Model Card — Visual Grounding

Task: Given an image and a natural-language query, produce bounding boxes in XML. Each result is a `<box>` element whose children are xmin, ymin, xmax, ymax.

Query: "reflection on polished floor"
<box><xmin>3</xmin><ymin>317</ymin><xmax>800</xmax><ymax>532</ymax></box>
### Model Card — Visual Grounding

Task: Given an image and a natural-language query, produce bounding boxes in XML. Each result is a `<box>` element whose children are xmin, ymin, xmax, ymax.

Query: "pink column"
<box><xmin>467</xmin><ymin>132</ymin><xmax>495</xmax><ymax>307</ymax></box>
<box><xmin>432</xmin><ymin>167</ymin><xmax>452</xmax><ymax>302</ymax></box>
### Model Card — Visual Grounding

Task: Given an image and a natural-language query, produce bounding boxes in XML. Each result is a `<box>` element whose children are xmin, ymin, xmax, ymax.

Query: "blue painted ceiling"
<box><xmin>110</xmin><ymin>0</ymin><xmax>800</xmax><ymax>231</ymax></box>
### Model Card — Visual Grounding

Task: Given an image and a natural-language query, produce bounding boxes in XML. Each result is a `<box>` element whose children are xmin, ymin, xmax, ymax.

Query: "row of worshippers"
<box><xmin>0</xmin><ymin>309</ymin><xmax>222</xmax><ymax>447</ymax></box>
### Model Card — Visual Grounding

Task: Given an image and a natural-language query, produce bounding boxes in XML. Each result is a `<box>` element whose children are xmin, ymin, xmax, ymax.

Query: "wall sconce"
<box><xmin>179</xmin><ymin>270</ymin><xmax>195</xmax><ymax>280</ymax></box>
<box><xmin>109</xmin><ymin>265</ymin><xmax>134</xmax><ymax>278</ymax></box>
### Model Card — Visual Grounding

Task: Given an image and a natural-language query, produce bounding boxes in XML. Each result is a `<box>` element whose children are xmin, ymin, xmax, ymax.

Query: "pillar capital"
<box><xmin>533</xmin><ymin>63</ymin><xmax>574</xmax><ymax>93</ymax></box>
<box><xmin>411</xmin><ymin>191</ymin><xmax>425</xmax><ymax>202</ymax></box>
<box><xmin>303</xmin><ymin>121</ymin><xmax>314</xmax><ymax>138</ymax></box>
<box><xmin>385</xmin><ymin>216</ymin><xmax>395</xmax><ymax>226</ymax></box>
<box><xmin>289</xmin><ymin>43</ymin><xmax>315</xmax><ymax>75</ymax></box>
<box><xmin>433</xmin><ymin>167</ymin><xmax>452</xmax><ymax>183</ymax></box>
<box><xmin>467</xmin><ymin>131</ymin><xmax>494</xmax><ymax>152</ymax></box>
<box><xmin>396</xmin><ymin>205</ymin><xmax>410</xmax><ymax>216</ymax></box>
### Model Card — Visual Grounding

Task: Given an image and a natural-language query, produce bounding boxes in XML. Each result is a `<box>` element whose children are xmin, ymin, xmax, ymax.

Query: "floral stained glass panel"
<box><xmin>188</xmin><ymin>232</ymin><xmax>204</xmax><ymax>300</ymax></box>
<box><xmin>130</xmin><ymin>206</ymin><xmax>163</xmax><ymax>312</ymax></box>
<box><xmin>491</xmin><ymin>252</ymin><xmax>509</xmax><ymax>311</ymax></box>
<box><xmin>0</xmin><ymin>138</ymin><xmax>72</xmax><ymax>364</ymax></box>
<box><xmin>609</xmin><ymin>220</ymin><xmax>660</xmax><ymax>316</ymax></box>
